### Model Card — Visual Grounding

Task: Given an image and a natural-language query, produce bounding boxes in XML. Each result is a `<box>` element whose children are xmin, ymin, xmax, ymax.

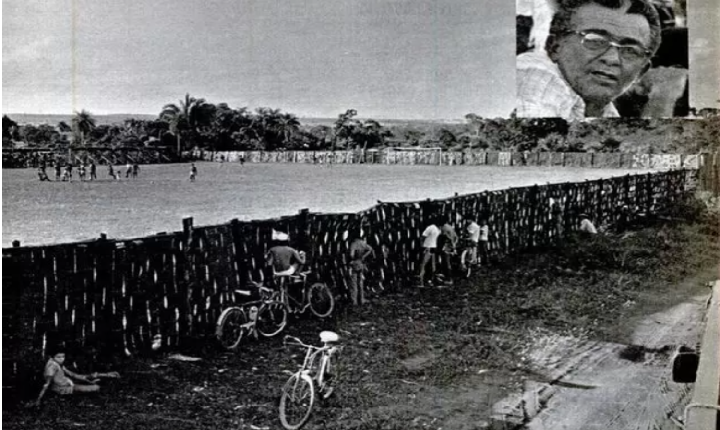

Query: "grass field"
<box><xmin>2</xmin><ymin>162</ymin><xmax>653</xmax><ymax>247</ymax></box>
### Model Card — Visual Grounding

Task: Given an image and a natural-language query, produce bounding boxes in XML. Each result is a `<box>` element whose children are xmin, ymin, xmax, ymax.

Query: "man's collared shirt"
<box><xmin>516</xmin><ymin>50</ymin><xmax>619</xmax><ymax>120</ymax></box>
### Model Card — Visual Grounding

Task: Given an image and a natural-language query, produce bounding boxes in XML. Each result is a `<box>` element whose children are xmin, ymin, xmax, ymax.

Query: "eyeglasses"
<box><xmin>569</xmin><ymin>31</ymin><xmax>652</xmax><ymax>62</ymax></box>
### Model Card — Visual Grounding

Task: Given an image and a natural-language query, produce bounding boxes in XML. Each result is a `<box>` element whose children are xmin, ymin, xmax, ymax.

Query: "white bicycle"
<box><xmin>279</xmin><ymin>331</ymin><xmax>341</xmax><ymax>430</ymax></box>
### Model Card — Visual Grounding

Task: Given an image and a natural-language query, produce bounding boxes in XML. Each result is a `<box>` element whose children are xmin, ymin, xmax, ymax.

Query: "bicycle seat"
<box><xmin>320</xmin><ymin>331</ymin><xmax>339</xmax><ymax>344</ymax></box>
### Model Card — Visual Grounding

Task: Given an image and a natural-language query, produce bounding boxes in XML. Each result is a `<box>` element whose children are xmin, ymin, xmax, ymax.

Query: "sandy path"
<box><xmin>492</xmin><ymin>295</ymin><xmax>709</xmax><ymax>429</ymax></box>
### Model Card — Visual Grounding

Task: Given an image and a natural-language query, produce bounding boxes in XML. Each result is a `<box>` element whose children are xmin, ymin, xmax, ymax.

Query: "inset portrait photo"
<box><xmin>516</xmin><ymin>0</ymin><xmax>688</xmax><ymax>119</ymax></box>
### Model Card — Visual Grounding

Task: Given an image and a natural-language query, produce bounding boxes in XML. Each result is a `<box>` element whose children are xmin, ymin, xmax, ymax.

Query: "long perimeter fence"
<box><xmin>196</xmin><ymin>149</ymin><xmax>711</xmax><ymax>170</ymax></box>
<box><xmin>2</xmin><ymin>168</ymin><xmax>698</xmax><ymax>400</ymax></box>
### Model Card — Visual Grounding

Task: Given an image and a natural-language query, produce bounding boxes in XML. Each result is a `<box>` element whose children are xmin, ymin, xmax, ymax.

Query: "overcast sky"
<box><xmin>2</xmin><ymin>0</ymin><xmax>515</xmax><ymax>120</ymax></box>
<box><xmin>2</xmin><ymin>0</ymin><xmax>716</xmax><ymax>120</ymax></box>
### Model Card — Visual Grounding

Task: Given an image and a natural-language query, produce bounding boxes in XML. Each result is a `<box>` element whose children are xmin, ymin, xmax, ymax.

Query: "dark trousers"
<box><xmin>348</xmin><ymin>268</ymin><xmax>365</xmax><ymax>305</ymax></box>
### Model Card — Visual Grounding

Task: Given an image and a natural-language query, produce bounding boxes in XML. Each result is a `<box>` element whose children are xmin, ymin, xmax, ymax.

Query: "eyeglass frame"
<box><xmin>564</xmin><ymin>30</ymin><xmax>653</xmax><ymax>63</ymax></box>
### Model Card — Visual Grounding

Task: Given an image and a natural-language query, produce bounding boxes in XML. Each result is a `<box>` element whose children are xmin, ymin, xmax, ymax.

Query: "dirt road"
<box><xmin>492</xmin><ymin>295</ymin><xmax>709</xmax><ymax>429</ymax></box>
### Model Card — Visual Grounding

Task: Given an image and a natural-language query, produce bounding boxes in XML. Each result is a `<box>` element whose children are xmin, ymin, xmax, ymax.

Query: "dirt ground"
<box><xmin>3</xmin><ymin>203</ymin><xmax>718</xmax><ymax>430</ymax></box>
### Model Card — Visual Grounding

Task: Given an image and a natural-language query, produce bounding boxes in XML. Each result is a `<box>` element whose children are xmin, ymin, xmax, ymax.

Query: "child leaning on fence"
<box><xmin>347</xmin><ymin>225</ymin><xmax>374</xmax><ymax>306</ymax></box>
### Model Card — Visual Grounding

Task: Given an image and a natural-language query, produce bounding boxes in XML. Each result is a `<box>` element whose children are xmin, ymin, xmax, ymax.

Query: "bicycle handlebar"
<box><xmin>283</xmin><ymin>335</ymin><xmax>333</xmax><ymax>351</ymax></box>
<box><xmin>242</xmin><ymin>282</ymin><xmax>274</xmax><ymax>293</ymax></box>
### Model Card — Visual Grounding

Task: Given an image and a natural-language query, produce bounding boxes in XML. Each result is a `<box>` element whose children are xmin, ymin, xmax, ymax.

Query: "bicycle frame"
<box><xmin>279</xmin><ymin>333</ymin><xmax>340</xmax><ymax>430</ymax></box>
<box><xmin>285</xmin><ymin>337</ymin><xmax>335</xmax><ymax>389</ymax></box>
<box><xmin>276</xmin><ymin>277</ymin><xmax>313</xmax><ymax>314</ymax></box>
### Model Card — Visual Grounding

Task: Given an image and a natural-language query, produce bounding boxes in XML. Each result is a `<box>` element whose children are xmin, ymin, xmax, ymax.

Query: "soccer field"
<box><xmin>2</xmin><ymin>162</ymin><xmax>654</xmax><ymax>246</ymax></box>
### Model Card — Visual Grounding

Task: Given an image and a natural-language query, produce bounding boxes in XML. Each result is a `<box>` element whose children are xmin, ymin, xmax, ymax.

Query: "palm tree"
<box><xmin>160</xmin><ymin>94</ymin><xmax>212</xmax><ymax>154</ymax></box>
<box><xmin>276</xmin><ymin>112</ymin><xmax>300</xmax><ymax>146</ymax></box>
<box><xmin>252</xmin><ymin>107</ymin><xmax>284</xmax><ymax>150</ymax></box>
<box><xmin>57</xmin><ymin>121</ymin><xmax>72</xmax><ymax>133</ymax></box>
<box><xmin>464</xmin><ymin>113</ymin><xmax>483</xmax><ymax>137</ymax></box>
<box><xmin>72</xmin><ymin>110</ymin><xmax>96</xmax><ymax>146</ymax></box>
<box><xmin>334</xmin><ymin>109</ymin><xmax>359</xmax><ymax>149</ymax></box>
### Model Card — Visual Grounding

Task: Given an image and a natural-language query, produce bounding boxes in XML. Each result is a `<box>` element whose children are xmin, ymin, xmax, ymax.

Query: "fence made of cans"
<box><xmin>196</xmin><ymin>149</ymin><xmax>710</xmax><ymax>170</ymax></box>
<box><xmin>1</xmin><ymin>168</ymin><xmax>696</xmax><ymax>399</ymax></box>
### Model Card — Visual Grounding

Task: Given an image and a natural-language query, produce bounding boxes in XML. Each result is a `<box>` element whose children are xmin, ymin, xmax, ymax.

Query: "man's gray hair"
<box><xmin>547</xmin><ymin>0</ymin><xmax>662</xmax><ymax>54</ymax></box>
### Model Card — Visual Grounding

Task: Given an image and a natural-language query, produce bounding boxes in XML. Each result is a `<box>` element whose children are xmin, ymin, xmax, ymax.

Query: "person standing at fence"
<box><xmin>437</xmin><ymin>217</ymin><xmax>459</xmax><ymax>285</ymax></box>
<box><xmin>478</xmin><ymin>217</ymin><xmax>490</xmax><ymax>265</ymax></box>
<box><xmin>347</xmin><ymin>225</ymin><xmax>374</xmax><ymax>306</ymax></box>
<box><xmin>54</xmin><ymin>163</ymin><xmax>62</xmax><ymax>181</ymax></box>
<box><xmin>132</xmin><ymin>163</ymin><xmax>139</xmax><ymax>178</ymax></box>
<box><xmin>418</xmin><ymin>218</ymin><xmax>441</xmax><ymax>288</ymax></box>
<box><xmin>464</xmin><ymin>214</ymin><xmax>481</xmax><ymax>265</ymax></box>
<box><xmin>266</xmin><ymin>232</ymin><xmax>306</xmax><ymax>277</ymax></box>
<box><xmin>550</xmin><ymin>197</ymin><xmax>564</xmax><ymax>238</ymax></box>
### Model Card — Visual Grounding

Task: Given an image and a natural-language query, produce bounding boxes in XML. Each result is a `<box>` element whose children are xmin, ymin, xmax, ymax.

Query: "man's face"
<box><xmin>550</xmin><ymin>3</ymin><xmax>652</xmax><ymax>108</ymax></box>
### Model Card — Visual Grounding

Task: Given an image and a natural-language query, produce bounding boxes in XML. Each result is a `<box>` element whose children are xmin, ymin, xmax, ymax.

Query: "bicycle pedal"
<box><xmin>321</xmin><ymin>387</ymin><xmax>334</xmax><ymax>399</ymax></box>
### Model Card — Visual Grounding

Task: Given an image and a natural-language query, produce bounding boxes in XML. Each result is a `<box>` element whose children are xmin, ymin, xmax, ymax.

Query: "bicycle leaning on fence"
<box><xmin>215</xmin><ymin>283</ymin><xmax>288</xmax><ymax>350</ymax></box>
<box><xmin>273</xmin><ymin>268</ymin><xmax>335</xmax><ymax>318</ymax></box>
<box><xmin>279</xmin><ymin>331</ymin><xmax>342</xmax><ymax>430</ymax></box>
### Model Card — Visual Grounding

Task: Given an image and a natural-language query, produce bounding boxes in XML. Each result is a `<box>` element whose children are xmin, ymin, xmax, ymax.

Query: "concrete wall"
<box><xmin>686</xmin><ymin>281</ymin><xmax>720</xmax><ymax>430</ymax></box>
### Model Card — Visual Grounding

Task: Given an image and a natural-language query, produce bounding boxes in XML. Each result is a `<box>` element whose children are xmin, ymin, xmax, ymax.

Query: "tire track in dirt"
<box><xmin>491</xmin><ymin>295</ymin><xmax>708</xmax><ymax>430</ymax></box>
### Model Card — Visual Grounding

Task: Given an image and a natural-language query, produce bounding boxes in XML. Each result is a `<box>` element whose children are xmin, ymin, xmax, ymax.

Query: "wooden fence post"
<box><xmin>229</xmin><ymin>218</ymin><xmax>246</xmax><ymax>292</ymax></box>
<box><xmin>596</xmin><ymin>178</ymin><xmax>604</xmax><ymax>225</ymax></box>
<box><xmin>645</xmin><ymin>173</ymin><xmax>653</xmax><ymax>214</ymax></box>
<box><xmin>623</xmin><ymin>174</ymin><xmax>630</xmax><ymax>205</ymax></box>
<box><xmin>526</xmin><ymin>186</ymin><xmax>537</xmax><ymax>248</ymax></box>
<box><xmin>297</xmin><ymin>209</ymin><xmax>310</xmax><ymax>254</ymax></box>
<box><xmin>181</xmin><ymin>217</ymin><xmax>195</xmax><ymax>340</ymax></box>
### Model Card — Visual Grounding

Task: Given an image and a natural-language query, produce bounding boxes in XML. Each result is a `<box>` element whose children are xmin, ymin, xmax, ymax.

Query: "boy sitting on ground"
<box><xmin>35</xmin><ymin>346</ymin><xmax>120</xmax><ymax>406</ymax></box>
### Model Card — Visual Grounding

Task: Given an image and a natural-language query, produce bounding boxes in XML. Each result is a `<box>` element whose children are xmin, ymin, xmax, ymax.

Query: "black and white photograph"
<box><xmin>516</xmin><ymin>0</ymin><xmax>693</xmax><ymax>119</ymax></box>
<box><xmin>3</xmin><ymin>0</ymin><xmax>719</xmax><ymax>429</ymax></box>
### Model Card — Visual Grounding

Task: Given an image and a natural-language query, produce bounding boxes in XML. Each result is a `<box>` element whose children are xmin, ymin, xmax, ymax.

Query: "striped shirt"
<box><xmin>516</xmin><ymin>51</ymin><xmax>619</xmax><ymax>120</ymax></box>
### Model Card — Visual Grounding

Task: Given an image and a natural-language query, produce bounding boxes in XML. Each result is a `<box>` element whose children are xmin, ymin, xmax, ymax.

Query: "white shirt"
<box><xmin>579</xmin><ymin>219</ymin><xmax>598</xmax><ymax>234</ymax></box>
<box><xmin>466</xmin><ymin>222</ymin><xmax>481</xmax><ymax>243</ymax></box>
<box><xmin>422</xmin><ymin>224</ymin><xmax>441</xmax><ymax>249</ymax></box>
<box><xmin>479</xmin><ymin>225</ymin><xmax>489</xmax><ymax>242</ymax></box>
<box><xmin>516</xmin><ymin>51</ymin><xmax>620</xmax><ymax>120</ymax></box>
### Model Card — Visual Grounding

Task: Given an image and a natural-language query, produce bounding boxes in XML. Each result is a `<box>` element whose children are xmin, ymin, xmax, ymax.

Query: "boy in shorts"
<box><xmin>418</xmin><ymin>218</ymin><xmax>441</xmax><ymax>288</ymax></box>
<box><xmin>35</xmin><ymin>346</ymin><xmax>119</xmax><ymax>406</ymax></box>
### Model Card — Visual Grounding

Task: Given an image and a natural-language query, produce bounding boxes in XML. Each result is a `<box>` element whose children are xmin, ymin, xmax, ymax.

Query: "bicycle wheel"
<box><xmin>319</xmin><ymin>354</ymin><xmax>336</xmax><ymax>400</ymax></box>
<box><xmin>279</xmin><ymin>373</ymin><xmax>315</xmax><ymax>430</ymax></box>
<box><xmin>459</xmin><ymin>249</ymin><xmax>473</xmax><ymax>279</ymax></box>
<box><xmin>308</xmin><ymin>282</ymin><xmax>334</xmax><ymax>318</ymax></box>
<box><xmin>216</xmin><ymin>307</ymin><xmax>247</xmax><ymax>350</ymax></box>
<box><xmin>255</xmin><ymin>300</ymin><xmax>288</xmax><ymax>337</ymax></box>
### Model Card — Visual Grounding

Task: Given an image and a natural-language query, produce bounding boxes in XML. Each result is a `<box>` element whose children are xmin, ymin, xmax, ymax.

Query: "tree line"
<box><xmin>3</xmin><ymin>95</ymin><xmax>719</xmax><ymax>155</ymax></box>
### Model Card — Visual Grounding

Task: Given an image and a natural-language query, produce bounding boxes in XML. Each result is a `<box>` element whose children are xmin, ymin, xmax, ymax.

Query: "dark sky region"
<box><xmin>2</xmin><ymin>0</ymin><xmax>716</xmax><ymax>120</ymax></box>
